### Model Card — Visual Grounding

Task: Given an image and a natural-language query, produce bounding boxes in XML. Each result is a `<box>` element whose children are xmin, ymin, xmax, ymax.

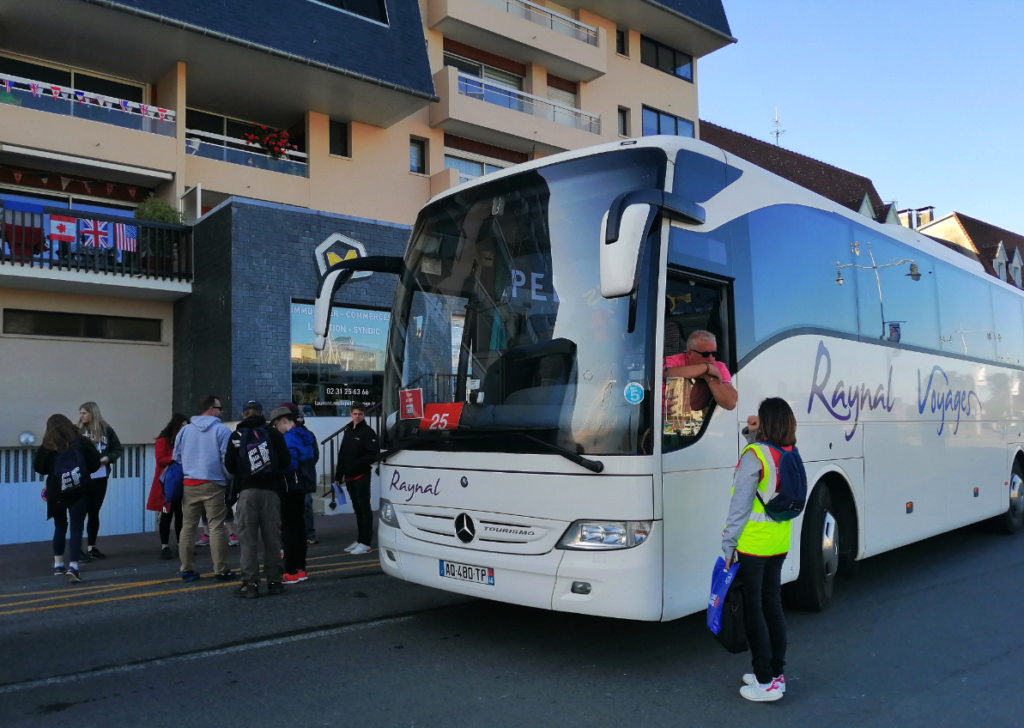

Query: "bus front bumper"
<box><xmin>378</xmin><ymin>523</ymin><xmax>664</xmax><ymax>621</ymax></box>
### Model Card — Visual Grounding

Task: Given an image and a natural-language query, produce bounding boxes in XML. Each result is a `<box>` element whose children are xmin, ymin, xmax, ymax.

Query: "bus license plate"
<box><xmin>439</xmin><ymin>560</ymin><xmax>495</xmax><ymax>586</ymax></box>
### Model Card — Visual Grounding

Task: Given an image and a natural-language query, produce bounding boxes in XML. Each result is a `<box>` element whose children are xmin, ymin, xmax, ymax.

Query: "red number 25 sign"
<box><xmin>419</xmin><ymin>403</ymin><xmax>464</xmax><ymax>431</ymax></box>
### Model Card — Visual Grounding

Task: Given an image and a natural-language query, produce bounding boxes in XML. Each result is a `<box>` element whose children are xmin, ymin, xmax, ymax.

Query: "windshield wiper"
<box><xmin>498</xmin><ymin>431</ymin><xmax>605</xmax><ymax>474</ymax></box>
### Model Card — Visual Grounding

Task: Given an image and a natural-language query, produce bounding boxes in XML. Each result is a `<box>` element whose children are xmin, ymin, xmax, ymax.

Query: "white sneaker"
<box><xmin>343</xmin><ymin>541</ymin><xmax>360</xmax><ymax>553</ymax></box>
<box><xmin>349</xmin><ymin>544</ymin><xmax>372</xmax><ymax>555</ymax></box>
<box><xmin>740</xmin><ymin>677</ymin><xmax>785</xmax><ymax>702</ymax></box>
<box><xmin>743</xmin><ymin>674</ymin><xmax>785</xmax><ymax>693</ymax></box>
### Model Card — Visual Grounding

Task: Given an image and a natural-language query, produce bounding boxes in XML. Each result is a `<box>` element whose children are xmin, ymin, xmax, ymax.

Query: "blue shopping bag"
<box><xmin>706</xmin><ymin>556</ymin><xmax>740</xmax><ymax>635</ymax></box>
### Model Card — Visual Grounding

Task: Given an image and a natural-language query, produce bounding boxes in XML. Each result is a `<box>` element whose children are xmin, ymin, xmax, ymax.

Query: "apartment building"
<box><xmin>0</xmin><ymin>0</ymin><xmax>733</xmax><ymax>450</ymax></box>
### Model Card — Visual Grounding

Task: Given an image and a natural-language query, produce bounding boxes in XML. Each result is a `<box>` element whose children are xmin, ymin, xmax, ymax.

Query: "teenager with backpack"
<box><xmin>34</xmin><ymin>414</ymin><xmax>103</xmax><ymax>582</ymax></box>
<box><xmin>279</xmin><ymin>403</ymin><xmax>316</xmax><ymax>583</ymax></box>
<box><xmin>147</xmin><ymin>413</ymin><xmax>188</xmax><ymax>560</ymax></box>
<box><xmin>333</xmin><ymin>403</ymin><xmax>379</xmax><ymax>555</ymax></box>
<box><xmin>722</xmin><ymin>397</ymin><xmax>807</xmax><ymax>703</ymax></box>
<box><xmin>225</xmin><ymin>401</ymin><xmax>291</xmax><ymax>598</ymax></box>
<box><xmin>78</xmin><ymin>402</ymin><xmax>123</xmax><ymax>561</ymax></box>
<box><xmin>289</xmin><ymin>408</ymin><xmax>321</xmax><ymax>545</ymax></box>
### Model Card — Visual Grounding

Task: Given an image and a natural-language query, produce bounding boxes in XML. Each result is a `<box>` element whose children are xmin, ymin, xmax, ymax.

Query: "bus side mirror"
<box><xmin>600</xmin><ymin>189</ymin><xmax>706</xmax><ymax>299</ymax></box>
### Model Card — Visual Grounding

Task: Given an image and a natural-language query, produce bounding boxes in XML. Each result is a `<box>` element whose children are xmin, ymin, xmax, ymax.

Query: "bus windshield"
<box><xmin>384</xmin><ymin>148</ymin><xmax>665</xmax><ymax>456</ymax></box>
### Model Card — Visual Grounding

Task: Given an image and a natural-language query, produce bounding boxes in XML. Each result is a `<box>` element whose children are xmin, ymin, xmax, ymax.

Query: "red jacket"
<box><xmin>146</xmin><ymin>437</ymin><xmax>175</xmax><ymax>513</ymax></box>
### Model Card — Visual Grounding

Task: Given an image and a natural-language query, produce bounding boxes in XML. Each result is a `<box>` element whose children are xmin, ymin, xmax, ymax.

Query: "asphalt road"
<box><xmin>1</xmin><ymin>520</ymin><xmax>1022</xmax><ymax>728</ymax></box>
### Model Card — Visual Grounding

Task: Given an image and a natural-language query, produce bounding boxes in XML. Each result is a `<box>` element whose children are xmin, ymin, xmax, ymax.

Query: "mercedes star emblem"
<box><xmin>454</xmin><ymin>513</ymin><xmax>476</xmax><ymax>543</ymax></box>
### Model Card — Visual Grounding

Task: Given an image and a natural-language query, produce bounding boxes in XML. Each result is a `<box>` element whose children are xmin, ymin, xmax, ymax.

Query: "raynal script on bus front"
<box><xmin>390</xmin><ymin>470</ymin><xmax>442</xmax><ymax>502</ymax></box>
<box><xmin>807</xmin><ymin>340</ymin><xmax>980</xmax><ymax>439</ymax></box>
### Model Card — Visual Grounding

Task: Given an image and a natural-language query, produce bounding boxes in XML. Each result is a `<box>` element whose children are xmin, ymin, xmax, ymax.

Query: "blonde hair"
<box><xmin>79</xmin><ymin>401</ymin><xmax>110</xmax><ymax>445</ymax></box>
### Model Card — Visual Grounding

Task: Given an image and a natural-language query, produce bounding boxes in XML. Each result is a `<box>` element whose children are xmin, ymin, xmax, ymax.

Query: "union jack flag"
<box><xmin>113</xmin><ymin>223</ymin><xmax>137</xmax><ymax>252</ymax></box>
<box><xmin>81</xmin><ymin>219</ymin><xmax>110</xmax><ymax>248</ymax></box>
<box><xmin>29</xmin><ymin>83</ymin><xmax>40</xmax><ymax>98</ymax></box>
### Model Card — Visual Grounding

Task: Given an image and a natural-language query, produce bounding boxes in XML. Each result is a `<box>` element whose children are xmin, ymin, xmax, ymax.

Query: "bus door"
<box><xmin>660</xmin><ymin>272</ymin><xmax>740</xmax><ymax>619</ymax></box>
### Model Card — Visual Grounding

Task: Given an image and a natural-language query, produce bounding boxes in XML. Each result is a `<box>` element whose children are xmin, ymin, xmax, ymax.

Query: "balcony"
<box><xmin>0</xmin><ymin>205</ymin><xmax>191</xmax><ymax>300</ymax></box>
<box><xmin>428</xmin><ymin>0</ymin><xmax>607</xmax><ymax>82</ymax></box>
<box><xmin>430</xmin><ymin>67</ymin><xmax>601</xmax><ymax>155</ymax></box>
<box><xmin>0</xmin><ymin>72</ymin><xmax>176</xmax><ymax>137</ymax></box>
<box><xmin>185</xmin><ymin>130</ymin><xmax>308</xmax><ymax>178</ymax></box>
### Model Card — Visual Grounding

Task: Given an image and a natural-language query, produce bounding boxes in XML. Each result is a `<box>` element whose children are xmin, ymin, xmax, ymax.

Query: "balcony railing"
<box><xmin>0</xmin><ymin>73</ymin><xmax>176</xmax><ymax>138</ymax></box>
<box><xmin>456</xmin><ymin>72</ymin><xmax>601</xmax><ymax>134</ymax></box>
<box><xmin>477</xmin><ymin>0</ymin><xmax>598</xmax><ymax>45</ymax></box>
<box><xmin>185</xmin><ymin>129</ymin><xmax>308</xmax><ymax>178</ymax></box>
<box><xmin>0</xmin><ymin>205</ymin><xmax>191</xmax><ymax>282</ymax></box>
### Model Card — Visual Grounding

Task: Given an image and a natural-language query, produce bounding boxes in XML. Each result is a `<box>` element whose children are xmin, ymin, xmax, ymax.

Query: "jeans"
<box><xmin>159</xmin><ymin>499</ymin><xmax>183</xmax><ymax>546</ymax></box>
<box><xmin>236</xmin><ymin>488</ymin><xmax>283</xmax><ymax>583</ymax></box>
<box><xmin>347</xmin><ymin>476</ymin><xmax>373</xmax><ymax>547</ymax></box>
<box><xmin>304</xmin><ymin>493</ymin><xmax>316</xmax><ymax>538</ymax></box>
<box><xmin>179</xmin><ymin>481</ymin><xmax>230</xmax><ymax>575</ymax></box>
<box><xmin>86</xmin><ymin>477</ymin><xmax>108</xmax><ymax>547</ymax></box>
<box><xmin>53</xmin><ymin>495</ymin><xmax>89</xmax><ymax>563</ymax></box>
<box><xmin>737</xmin><ymin>552</ymin><xmax>788</xmax><ymax>684</ymax></box>
<box><xmin>281</xmin><ymin>490</ymin><xmax>307</xmax><ymax>573</ymax></box>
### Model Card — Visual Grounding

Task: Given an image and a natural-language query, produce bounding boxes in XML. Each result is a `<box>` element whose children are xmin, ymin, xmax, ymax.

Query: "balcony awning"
<box><xmin>0</xmin><ymin>144</ymin><xmax>173</xmax><ymax>185</ymax></box>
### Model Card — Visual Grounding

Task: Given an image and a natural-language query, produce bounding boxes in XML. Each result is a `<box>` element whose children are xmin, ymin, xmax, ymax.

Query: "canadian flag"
<box><xmin>50</xmin><ymin>215</ymin><xmax>77</xmax><ymax>243</ymax></box>
<box><xmin>127</xmin><ymin>187</ymin><xmax>137</xmax><ymax>199</ymax></box>
<box><xmin>12</xmin><ymin>170</ymin><xmax>22</xmax><ymax>183</ymax></box>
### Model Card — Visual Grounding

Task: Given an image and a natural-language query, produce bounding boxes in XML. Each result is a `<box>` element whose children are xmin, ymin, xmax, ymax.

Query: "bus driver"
<box><xmin>664</xmin><ymin>330</ymin><xmax>738</xmax><ymax>412</ymax></box>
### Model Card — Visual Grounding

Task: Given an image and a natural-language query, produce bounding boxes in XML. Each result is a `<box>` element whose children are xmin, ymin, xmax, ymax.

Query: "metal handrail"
<box><xmin>477</xmin><ymin>0</ymin><xmax>598</xmax><ymax>45</ymax></box>
<box><xmin>0</xmin><ymin>72</ymin><xmax>175</xmax><ymax>121</ymax></box>
<box><xmin>319</xmin><ymin>401</ymin><xmax>383</xmax><ymax>496</ymax></box>
<box><xmin>455</xmin><ymin>71</ymin><xmax>601</xmax><ymax>134</ymax></box>
<box><xmin>185</xmin><ymin>128</ymin><xmax>308</xmax><ymax>162</ymax></box>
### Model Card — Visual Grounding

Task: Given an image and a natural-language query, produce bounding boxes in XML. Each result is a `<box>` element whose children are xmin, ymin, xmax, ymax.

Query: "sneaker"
<box><xmin>195</xmin><ymin>534</ymin><xmax>210</xmax><ymax>547</ymax></box>
<box><xmin>743</xmin><ymin>674</ymin><xmax>785</xmax><ymax>693</ymax></box>
<box><xmin>343</xmin><ymin>541</ymin><xmax>360</xmax><ymax>553</ymax></box>
<box><xmin>350</xmin><ymin>544</ymin><xmax>372</xmax><ymax>555</ymax></box>
<box><xmin>53</xmin><ymin>564</ymin><xmax>67</xmax><ymax>576</ymax></box>
<box><xmin>181</xmin><ymin>570</ymin><xmax>202</xmax><ymax>582</ymax></box>
<box><xmin>78</xmin><ymin>551</ymin><xmax>91</xmax><ymax>563</ymax></box>
<box><xmin>87</xmin><ymin>547</ymin><xmax>107</xmax><ymax>560</ymax></box>
<box><xmin>740</xmin><ymin>677</ymin><xmax>785</xmax><ymax>702</ymax></box>
<box><xmin>65</xmin><ymin>566</ymin><xmax>82</xmax><ymax>583</ymax></box>
<box><xmin>282</xmin><ymin>570</ymin><xmax>308</xmax><ymax>584</ymax></box>
<box><xmin>228</xmin><ymin>534</ymin><xmax>239</xmax><ymax>547</ymax></box>
<box><xmin>160</xmin><ymin>546</ymin><xmax>172</xmax><ymax>560</ymax></box>
<box><xmin>267</xmin><ymin>581</ymin><xmax>285</xmax><ymax>595</ymax></box>
<box><xmin>306</xmin><ymin>537</ymin><xmax>319</xmax><ymax>545</ymax></box>
<box><xmin>215</xmin><ymin>570</ymin><xmax>237</xmax><ymax>582</ymax></box>
<box><xmin>235</xmin><ymin>581</ymin><xmax>260</xmax><ymax>599</ymax></box>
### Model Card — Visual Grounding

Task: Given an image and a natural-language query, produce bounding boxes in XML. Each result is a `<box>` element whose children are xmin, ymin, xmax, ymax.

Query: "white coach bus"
<box><xmin>313</xmin><ymin>136</ymin><xmax>1024</xmax><ymax>621</ymax></box>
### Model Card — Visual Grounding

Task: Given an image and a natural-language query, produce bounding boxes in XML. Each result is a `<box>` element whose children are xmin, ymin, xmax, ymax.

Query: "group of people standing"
<box><xmin>32</xmin><ymin>403</ymin><xmax>122</xmax><ymax>581</ymax></box>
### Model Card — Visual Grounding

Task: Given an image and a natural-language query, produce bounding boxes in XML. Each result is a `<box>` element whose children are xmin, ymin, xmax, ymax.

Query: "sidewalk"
<box><xmin>0</xmin><ymin>512</ymin><xmax>367</xmax><ymax>583</ymax></box>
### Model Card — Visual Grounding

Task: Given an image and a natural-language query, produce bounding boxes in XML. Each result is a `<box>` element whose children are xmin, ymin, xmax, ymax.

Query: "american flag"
<box><xmin>113</xmin><ymin>223</ymin><xmax>137</xmax><ymax>252</ymax></box>
<box><xmin>81</xmin><ymin>219</ymin><xmax>111</xmax><ymax>248</ymax></box>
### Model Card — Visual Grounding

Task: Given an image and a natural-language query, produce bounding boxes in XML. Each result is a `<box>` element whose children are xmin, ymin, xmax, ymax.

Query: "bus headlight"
<box><xmin>556</xmin><ymin>520</ymin><xmax>652</xmax><ymax>550</ymax></box>
<box><xmin>379</xmin><ymin>499</ymin><xmax>399</xmax><ymax>527</ymax></box>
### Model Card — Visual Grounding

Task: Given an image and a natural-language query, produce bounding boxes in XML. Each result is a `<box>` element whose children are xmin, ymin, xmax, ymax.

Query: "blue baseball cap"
<box><xmin>244</xmin><ymin>399</ymin><xmax>263</xmax><ymax>412</ymax></box>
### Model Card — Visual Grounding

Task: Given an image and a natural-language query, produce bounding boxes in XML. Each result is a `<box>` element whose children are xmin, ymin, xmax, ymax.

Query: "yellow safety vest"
<box><xmin>734</xmin><ymin>443</ymin><xmax>792</xmax><ymax>557</ymax></box>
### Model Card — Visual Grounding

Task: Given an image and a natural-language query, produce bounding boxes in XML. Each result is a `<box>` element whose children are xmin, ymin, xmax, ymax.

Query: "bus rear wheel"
<box><xmin>996</xmin><ymin>462</ymin><xmax>1024</xmax><ymax>535</ymax></box>
<box><xmin>784</xmin><ymin>483</ymin><xmax>839</xmax><ymax>611</ymax></box>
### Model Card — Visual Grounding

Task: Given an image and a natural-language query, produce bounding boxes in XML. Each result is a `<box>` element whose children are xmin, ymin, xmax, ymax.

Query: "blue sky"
<box><xmin>699</xmin><ymin>0</ymin><xmax>1024</xmax><ymax>233</ymax></box>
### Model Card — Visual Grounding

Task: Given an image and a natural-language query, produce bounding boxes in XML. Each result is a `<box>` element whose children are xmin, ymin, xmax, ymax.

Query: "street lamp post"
<box><xmin>836</xmin><ymin>241</ymin><xmax>921</xmax><ymax>339</ymax></box>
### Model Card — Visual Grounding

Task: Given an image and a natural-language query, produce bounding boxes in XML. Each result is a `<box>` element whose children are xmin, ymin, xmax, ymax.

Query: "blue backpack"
<box><xmin>755</xmin><ymin>442</ymin><xmax>808</xmax><ymax>522</ymax></box>
<box><xmin>54</xmin><ymin>446</ymin><xmax>91</xmax><ymax>497</ymax></box>
<box><xmin>161</xmin><ymin>461</ymin><xmax>184</xmax><ymax>503</ymax></box>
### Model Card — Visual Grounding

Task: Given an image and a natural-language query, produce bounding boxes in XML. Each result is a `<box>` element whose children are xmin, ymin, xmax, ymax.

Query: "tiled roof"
<box><xmin>648</xmin><ymin>0</ymin><xmax>733</xmax><ymax>40</ymax></box>
<box><xmin>952</xmin><ymin>213</ymin><xmax>1024</xmax><ymax>280</ymax></box>
<box><xmin>699</xmin><ymin>120</ymin><xmax>889</xmax><ymax>221</ymax></box>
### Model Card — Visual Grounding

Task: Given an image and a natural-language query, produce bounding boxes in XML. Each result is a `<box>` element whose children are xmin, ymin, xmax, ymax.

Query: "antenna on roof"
<box><xmin>770</xmin><ymin>108</ymin><xmax>786</xmax><ymax>146</ymax></box>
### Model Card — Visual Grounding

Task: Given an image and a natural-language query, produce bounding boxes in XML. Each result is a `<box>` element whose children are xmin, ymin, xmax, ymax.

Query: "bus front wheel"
<box><xmin>996</xmin><ymin>462</ymin><xmax>1024</xmax><ymax>535</ymax></box>
<box><xmin>784</xmin><ymin>483</ymin><xmax>839</xmax><ymax>611</ymax></box>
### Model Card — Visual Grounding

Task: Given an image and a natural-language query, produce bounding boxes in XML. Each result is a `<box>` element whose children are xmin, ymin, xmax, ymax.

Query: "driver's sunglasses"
<box><xmin>689</xmin><ymin>349</ymin><xmax>717</xmax><ymax>358</ymax></box>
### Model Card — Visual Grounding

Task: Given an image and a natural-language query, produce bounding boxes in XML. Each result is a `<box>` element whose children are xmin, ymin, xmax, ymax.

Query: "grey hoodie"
<box><xmin>722</xmin><ymin>429</ymin><xmax>761</xmax><ymax>561</ymax></box>
<box><xmin>173</xmin><ymin>415</ymin><xmax>231</xmax><ymax>486</ymax></box>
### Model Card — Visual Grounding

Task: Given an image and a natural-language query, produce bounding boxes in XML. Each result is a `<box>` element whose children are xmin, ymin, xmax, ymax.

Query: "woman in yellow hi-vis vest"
<box><xmin>722</xmin><ymin>398</ymin><xmax>797</xmax><ymax>703</ymax></box>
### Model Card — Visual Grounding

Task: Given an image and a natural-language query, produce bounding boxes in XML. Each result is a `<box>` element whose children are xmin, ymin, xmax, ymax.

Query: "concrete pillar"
<box><xmin>156</xmin><ymin>61</ymin><xmax>187</xmax><ymax>206</ymax></box>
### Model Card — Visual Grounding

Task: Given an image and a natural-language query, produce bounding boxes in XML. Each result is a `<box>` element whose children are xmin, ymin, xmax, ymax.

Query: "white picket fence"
<box><xmin>0</xmin><ymin>444</ymin><xmax>157</xmax><ymax>545</ymax></box>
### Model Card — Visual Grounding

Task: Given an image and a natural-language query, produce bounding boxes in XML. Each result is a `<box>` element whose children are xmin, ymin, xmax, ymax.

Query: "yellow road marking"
<box><xmin>0</xmin><ymin>563</ymin><xmax>379</xmax><ymax>617</ymax></box>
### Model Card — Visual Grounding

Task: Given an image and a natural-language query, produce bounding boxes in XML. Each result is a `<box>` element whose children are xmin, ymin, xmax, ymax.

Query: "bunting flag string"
<box><xmin>0</xmin><ymin>164</ymin><xmax>154</xmax><ymax>202</ymax></box>
<box><xmin>106</xmin><ymin>183</ymin><xmax>114</xmax><ymax>196</ymax></box>
<box><xmin>12</xmin><ymin>171</ymin><xmax>22</xmax><ymax>183</ymax></box>
<box><xmin>60</xmin><ymin>177</ymin><xmax>71</xmax><ymax>191</ymax></box>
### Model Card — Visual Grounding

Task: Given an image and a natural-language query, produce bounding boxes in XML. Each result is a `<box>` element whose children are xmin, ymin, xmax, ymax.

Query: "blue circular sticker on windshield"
<box><xmin>624</xmin><ymin>382</ymin><xmax>645</xmax><ymax>405</ymax></box>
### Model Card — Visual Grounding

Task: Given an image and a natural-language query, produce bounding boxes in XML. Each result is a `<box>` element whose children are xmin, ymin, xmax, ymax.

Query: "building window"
<box><xmin>443</xmin><ymin>53</ymin><xmax>524</xmax><ymax>91</ymax></box>
<box><xmin>410</xmin><ymin>138</ymin><xmax>426</xmax><ymax>174</ymax></box>
<box><xmin>444</xmin><ymin>155</ymin><xmax>507</xmax><ymax>185</ymax></box>
<box><xmin>2</xmin><ymin>309</ymin><xmax>161</xmax><ymax>342</ymax></box>
<box><xmin>639</xmin><ymin>36</ymin><xmax>693</xmax><ymax>82</ymax></box>
<box><xmin>1014</xmin><ymin>264</ymin><xmax>1022</xmax><ymax>288</ymax></box>
<box><xmin>617</xmin><ymin>107</ymin><xmax>630</xmax><ymax>136</ymax></box>
<box><xmin>642</xmin><ymin>106</ymin><xmax>694</xmax><ymax>138</ymax></box>
<box><xmin>329</xmin><ymin>120</ymin><xmax>350</xmax><ymax>157</ymax></box>
<box><xmin>307</xmin><ymin>0</ymin><xmax>388</xmax><ymax>25</ymax></box>
<box><xmin>616</xmin><ymin>29</ymin><xmax>628</xmax><ymax>56</ymax></box>
<box><xmin>0</xmin><ymin>54</ymin><xmax>144</xmax><ymax>102</ymax></box>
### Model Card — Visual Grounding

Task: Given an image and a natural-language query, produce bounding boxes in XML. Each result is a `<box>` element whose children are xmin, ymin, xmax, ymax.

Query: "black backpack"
<box><xmin>54</xmin><ymin>445</ymin><xmax>91</xmax><ymax>497</ymax></box>
<box><xmin>236</xmin><ymin>425</ymin><xmax>279</xmax><ymax>477</ymax></box>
